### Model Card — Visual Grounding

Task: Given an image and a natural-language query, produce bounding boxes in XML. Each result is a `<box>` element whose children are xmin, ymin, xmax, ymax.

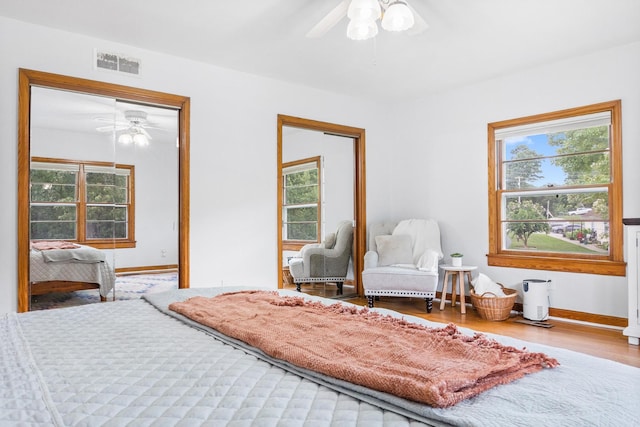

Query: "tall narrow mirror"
<box><xmin>18</xmin><ymin>69</ymin><xmax>190</xmax><ymax>312</ymax></box>
<box><xmin>277</xmin><ymin>115</ymin><xmax>366</xmax><ymax>299</ymax></box>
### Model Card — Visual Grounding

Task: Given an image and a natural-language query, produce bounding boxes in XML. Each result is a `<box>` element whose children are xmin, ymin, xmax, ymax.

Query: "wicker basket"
<box><xmin>470</xmin><ymin>284</ymin><xmax>517</xmax><ymax>321</ymax></box>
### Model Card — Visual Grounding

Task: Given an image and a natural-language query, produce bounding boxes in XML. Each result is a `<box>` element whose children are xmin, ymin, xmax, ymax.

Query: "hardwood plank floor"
<box><xmin>284</xmin><ymin>283</ymin><xmax>640</xmax><ymax>368</ymax></box>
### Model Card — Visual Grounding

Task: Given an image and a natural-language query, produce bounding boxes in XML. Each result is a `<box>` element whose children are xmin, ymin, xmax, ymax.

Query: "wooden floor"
<box><xmin>285</xmin><ymin>283</ymin><xmax>640</xmax><ymax>368</ymax></box>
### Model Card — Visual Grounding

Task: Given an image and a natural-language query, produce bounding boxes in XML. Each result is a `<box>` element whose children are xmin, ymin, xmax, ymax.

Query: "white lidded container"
<box><xmin>522</xmin><ymin>279</ymin><xmax>551</xmax><ymax>320</ymax></box>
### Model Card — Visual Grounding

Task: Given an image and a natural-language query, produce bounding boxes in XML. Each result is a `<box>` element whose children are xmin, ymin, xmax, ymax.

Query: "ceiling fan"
<box><xmin>95</xmin><ymin>110</ymin><xmax>161</xmax><ymax>145</ymax></box>
<box><xmin>306</xmin><ymin>0</ymin><xmax>428</xmax><ymax>40</ymax></box>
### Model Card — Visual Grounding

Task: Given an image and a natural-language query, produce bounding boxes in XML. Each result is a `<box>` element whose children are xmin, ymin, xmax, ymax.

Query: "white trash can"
<box><xmin>522</xmin><ymin>279</ymin><xmax>550</xmax><ymax>321</ymax></box>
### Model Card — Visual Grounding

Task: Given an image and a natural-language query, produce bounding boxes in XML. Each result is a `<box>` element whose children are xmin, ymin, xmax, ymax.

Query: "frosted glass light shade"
<box><xmin>118</xmin><ymin>133</ymin><xmax>133</xmax><ymax>144</ymax></box>
<box><xmin>347</xmin><ymin>19</ymin><xmax>379</xmax><ymax>40</ymax></box>
<box><xmin>133</xmin><ymin>133</ymin><xmax>149</xmax><ymax>146</ymax></box>
<box><xmin>347</xmin><ymin>0</ymin><xmax>381</xmax><ymax>22</ymax></box>
<box><xmin>381</xmin><ymin>1</ymin><xmax>414</xmax><ymax>32</ymax></box>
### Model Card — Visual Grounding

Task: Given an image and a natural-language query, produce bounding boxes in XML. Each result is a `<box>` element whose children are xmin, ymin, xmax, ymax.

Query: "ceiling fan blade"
<box><xmin>96</xmin><ymin>124</ymin><xmax>128</xmax><ymax>132</ymax></box>
<box><xmin>407</xmin><ymin>3</ymin><xmax>429</xmax><ymax>35</ymax></box>
<box><xmin>139</xmin><ymin>127</ymin><xmax>153</xmax><ymax>139</ymax></box>
<box><xmin>306</xmin><ymin>0</ymin><xmax>350</xmax><ymax>38</ymax></box>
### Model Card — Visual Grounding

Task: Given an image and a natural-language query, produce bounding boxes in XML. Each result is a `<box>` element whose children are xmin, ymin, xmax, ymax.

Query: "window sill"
<box><xmin>487</xmin><ymin>253</ymin><xmax>626</xmax><ymax>276</ymax></box>
<box><xmin>84</xmin><ymin>241</ymin><xmax>136</xmax><ymax>249</ymax></box>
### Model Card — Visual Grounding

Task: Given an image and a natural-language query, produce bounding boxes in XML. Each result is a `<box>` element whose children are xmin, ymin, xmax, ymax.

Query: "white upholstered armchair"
<box><xmin>361</xmin><ymin>219</ymin><xmax>443</xmax><ymax>312</ymax></box>
<box><xmin>289</xmin><ymin>220</ymin><xmax>354</xmax><ymax>295</ymax></box>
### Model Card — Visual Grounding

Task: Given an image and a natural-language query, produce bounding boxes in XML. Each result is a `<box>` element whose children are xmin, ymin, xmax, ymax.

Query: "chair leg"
<box><xmin>336</xmin><ymin>282</ymin><xmax>343</xmax><ymax>295</ymax></box>
<box><xmin>425</xmin><ymin>297</ymin><xmax>433</xmax><ymax>313</ymax></box>
<box><xmin>296</xmin><ymin>283</ymin><xmax>301</xmax><ymax>292</ymax></box>
<box><xmin>367</xmin><ymin>295</ymin><xmax>375</xmax><ymax>308</ymax></box>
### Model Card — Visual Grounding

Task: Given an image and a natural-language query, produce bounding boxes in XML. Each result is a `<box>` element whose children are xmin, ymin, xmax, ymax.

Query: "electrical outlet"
<box><xmin>160</xmin><ymin>249</ymin><xmax>166</xmax><ymax>257</ymax></box>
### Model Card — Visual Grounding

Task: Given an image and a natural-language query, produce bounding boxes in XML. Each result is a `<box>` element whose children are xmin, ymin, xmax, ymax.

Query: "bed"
<box><xmin>2</xmin><ymin>286</ymin><xmax>639</xmax><ymax>426</ymax></box>
<box><xmin>29</xmin><ymin>242</ymin><xmax>116</xmax><ymax>305</ymax></box>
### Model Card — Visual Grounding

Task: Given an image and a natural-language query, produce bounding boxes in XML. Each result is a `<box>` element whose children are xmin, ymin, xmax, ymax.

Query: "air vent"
<box><xmin>95</xmin><ymin>49</ymin><xmax>141</xmax><ymax>76</ymax></box>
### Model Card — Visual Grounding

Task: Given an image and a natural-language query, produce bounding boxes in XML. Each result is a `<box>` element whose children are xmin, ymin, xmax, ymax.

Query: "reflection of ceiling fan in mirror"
<box><xmin>307</xmin><ymin>0</ymin><xmax>428</xmax><ymax>40</ymax></box>
<box><xmin>95</xmin><ymin>110</ymin><xmax>163</xmax><ymax>146</ymax></box>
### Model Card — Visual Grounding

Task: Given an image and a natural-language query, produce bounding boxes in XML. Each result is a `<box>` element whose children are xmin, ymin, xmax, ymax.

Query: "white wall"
<box><xmin>0</xmin><ymin>16</ymin><xmax>389</xmax><ymax>313</ymax></box>
<box><xmin>387</xmin><ymin>41</ymin><xmax>640</xmax><ymax>318</ymax></box>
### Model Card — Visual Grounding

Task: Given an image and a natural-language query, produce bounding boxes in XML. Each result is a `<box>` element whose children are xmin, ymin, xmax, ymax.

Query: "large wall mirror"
<box><xmin>277</xmin><ymin>115</ymin><xmax>366</xmax><ymax>298</ymax></box>
<box><xmin>17</xmin><ymin>69</ymin><xmax>190</xmax><ymax>312</ymax></box>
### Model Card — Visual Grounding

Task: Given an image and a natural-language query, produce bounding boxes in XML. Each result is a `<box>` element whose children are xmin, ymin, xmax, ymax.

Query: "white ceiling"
<box><xmin>2</xmin><ymin>0</ymin><xmax>640</xmax><ymax>101</ymax></box>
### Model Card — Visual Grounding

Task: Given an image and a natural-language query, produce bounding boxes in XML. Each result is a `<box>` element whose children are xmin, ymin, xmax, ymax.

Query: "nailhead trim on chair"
<box><xmin>293</xmin><ymin>277</ymin><xmax>347</xmax><ymax>283</ymax></box>
<box><xmin>364</xmin><ymin>290</ymin><xmax>435</xmax><ymax>313</ymax></box>
<box><xmin>364</xmin><ymin>290</ymin><xmax>436</xmax><ymax>297</ymax></box>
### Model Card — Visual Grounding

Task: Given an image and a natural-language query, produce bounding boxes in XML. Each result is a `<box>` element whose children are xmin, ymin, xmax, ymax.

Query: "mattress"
<box><xmin>2</xmin><ymin>286</ymin><xmax>639</xmax><ymax>426</ymax></box>
<box><xmin>30</xmin><ymin>248</ymin><xmax>115</xmax><ymax>297</ymax></box>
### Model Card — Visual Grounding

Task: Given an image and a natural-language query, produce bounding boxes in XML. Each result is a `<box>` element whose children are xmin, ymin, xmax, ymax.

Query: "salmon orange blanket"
<box><xmin>169</xmin><ymin>290</ymin><xmax>558</xmax><ymax>408</ymax></box>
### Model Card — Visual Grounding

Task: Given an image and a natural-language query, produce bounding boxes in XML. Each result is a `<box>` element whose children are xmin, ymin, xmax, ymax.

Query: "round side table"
<box><xmin>439</xmin><ymin>265</ymin><xmax>478</xmax><ymax>314</ymax></box>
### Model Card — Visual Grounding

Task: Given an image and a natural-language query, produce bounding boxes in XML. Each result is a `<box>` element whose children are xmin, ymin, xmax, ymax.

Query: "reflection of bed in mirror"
<box><xmin>29</xmin><ymin>241</ymin><xmax>115</xmax><ymax>306</ymax></box>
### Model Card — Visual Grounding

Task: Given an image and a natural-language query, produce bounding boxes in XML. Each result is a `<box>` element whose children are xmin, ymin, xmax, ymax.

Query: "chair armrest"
<box><xmin>364</xmin><ymin>250</ymin><xmax>379</xmax><ymax>270</ymax></box>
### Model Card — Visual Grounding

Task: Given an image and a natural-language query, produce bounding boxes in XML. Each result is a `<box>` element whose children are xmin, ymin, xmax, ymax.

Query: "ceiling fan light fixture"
<box><xmin>347</xmin><ymin>18</ymin><xmax>379</xmax><ymax>40</ymax></box>
<box><xmin>133</xmin><ymin>133</ymin><xmax>149</xmax><ymax>146</ymax></box>
<box><xmin>347</xmin><ymin>0</ymin><xmax>381</xmax><ymax>22</ymax></box>
<box><xmin>381</xmin><ymin>1</ymin><xmax>414</xmax><ymax>32</ymax></box>
<box><xmin>118</xmin><ymin>133</ymin><xmax>133</xmax><ymax>145</ymax></box>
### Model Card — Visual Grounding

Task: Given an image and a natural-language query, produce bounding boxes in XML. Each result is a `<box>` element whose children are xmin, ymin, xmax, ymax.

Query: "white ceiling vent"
<box><xmin>95</xmin><ymin>49</ymin><xmax>141</xmax><ymax>76</ymax></box>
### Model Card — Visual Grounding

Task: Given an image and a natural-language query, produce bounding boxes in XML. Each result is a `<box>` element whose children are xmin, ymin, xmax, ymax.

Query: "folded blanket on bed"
<box><xmin>169</xmin><ymin>290</ymin><xmax>558</xmax><ymax>408</ymax></box>
<box><xmin>31</xmin><ymin>240</ymin><xmax>80</xmax><ymax>250</ymax></box>
<box><xmin>38</xmin><ymin>246</ymin><xmax>106</xmax><ymax>263</ymax></box>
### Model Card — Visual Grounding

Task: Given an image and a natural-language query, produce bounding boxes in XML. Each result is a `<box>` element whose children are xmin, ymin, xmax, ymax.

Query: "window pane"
<box><xmin>285</xmin><ymin>169</ymin><xmax>317</xmax><ymax>187</ymax></box>
<box><xmin>87</xmin><ymin>172</ymin><xmax>116</xmax><ymax>203</ymax></box>
<box><xmin>86</xmin><ymin>206</ymin><xmax>127</xmax><ymax>239</ymax></box>
<box><xmin>31</xmin><ymin>183</ymin><xmax>77</xmax><ymax>203</ymax></box>
<box><xmin>285</xmin><ymin>185</ymin><xmax>318</xmax><ymax>205</ymax></box>
<box><xmin>114</xmin><ymin>186</ymin><xmax>128</xmax><ymax>204</ymax></box>
<box><xmin>86</xmin><ymin>221</ymin><xmax>114</xmax><ymax>239</ymax></box>
<box><xmin>30</xmin><ymin>205</ymin><xmax>77</xmax><ymax>240</ymax></box>
<box><xmin>504</xmin><ymin>154</ymin><xmax>610</xmax><ymax>190</ymax></box>
<box><xmin>503</xmin><ymin>191</ymin><xmax>608</xmax><ymax>221</ymax></box>
<box><xmin>287</xmin><ymin>223</ymin><xmax>317</xmax><ymax>241</ymax></box>
<box><xmin>502</xmin><ymin>221</ymin><xmax>608</xmax><ymax>255</ymax></box>
<box><xmin>31</xmin><ymin>222</ymin><xmax>76</xmax><ymax>240</ymax></box>
<box><xmin>31</xmin><ymin>205</ymin><xmax>76</xmax><ymax>221</ymax></box>
<box><xmin>87</xmin><ymin>184</ymin><xmax>115</xmax><ymax>203</ymax></box>
<box><xmin>86</xmin><ymin>171</ymin><xmax>115</xmax><ymax>185</ymax></box>
<box><xmin>31</xmin><ymin>169</ymin><xmax>76</xmax><ymax>184</ymax></box>
<box><xmin>287</xmin><ymin>206</ymin><xmax>317</xmax><ymax>222</ymax></box>
<box><xmin>86</xmin><ymin>221</ymin><xmax>127</xmax><ymax>239</ymax></box>
<box><xmin>30</xmin><ymin>170</ymin><xmax>77</xmax><ymax>203</ymax></box>
<box><xmin>502</xmin><ymin>127</ymin><xmax>610</xmax><ymax>190</ymax></box>
<box><xmin>501</xmin><ymin>196</ymin><xmax>609</xmax><ymax>255</ymax></box>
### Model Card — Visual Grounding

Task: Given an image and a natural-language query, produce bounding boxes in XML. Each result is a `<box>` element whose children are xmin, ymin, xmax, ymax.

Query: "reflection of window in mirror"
<box><xmin>282</xmin><ymin>156</ymin><xmax>321</xmax><ymax>250</ymax></box>
<box><xmin>30</xmin><ymin>157</ymin><xmax>135</xmax><ymax>249</ymax></box>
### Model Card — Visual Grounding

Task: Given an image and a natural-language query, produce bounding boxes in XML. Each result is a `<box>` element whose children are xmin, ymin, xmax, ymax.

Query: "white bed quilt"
<box><xmin>2</xmin><ymin>287</ymin><xmax>640</xmax><ymax>426</ymax></box>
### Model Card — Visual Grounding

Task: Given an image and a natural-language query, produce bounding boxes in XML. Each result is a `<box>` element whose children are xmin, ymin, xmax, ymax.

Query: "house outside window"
<box><xmin>487</xmin><ymin>101</ymin><xmax>625</xmax><ymax>276</ymax></box>
<box><xmin>30</xmin><ymin>158</ymin><xmax>135</xmax><ymax>249</ymax></box>
<box><xmin>282</xmin><ymin>156</ymin><xmax>321</xmax><ymax>246</ymax></box>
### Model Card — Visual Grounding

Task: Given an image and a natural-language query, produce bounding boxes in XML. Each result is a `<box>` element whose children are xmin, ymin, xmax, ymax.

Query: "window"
<box><xmin>282</xmin><ymin>156</ymin><xmax>321</xmax><ymax>246</ymax></box>
<box><xmin>488</xmin><ymin>101</ymin><xmax>625</xmax><ymax>276</ymax></box>
<box><xmin>30</xmin><ymin>157</ymin><xmax>135</xmax><ymax>249</ymax></box>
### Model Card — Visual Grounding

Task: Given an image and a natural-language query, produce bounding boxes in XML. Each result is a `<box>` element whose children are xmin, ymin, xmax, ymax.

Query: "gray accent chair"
<box><xmin>362</xmin><ymin>219</ymin><xmax>443</xmax><ymax>312</ymax></box>
<box><xmin>289</xmin><ymin>220</ymin><xmax>354</xmax><ymax>295</ymax></box>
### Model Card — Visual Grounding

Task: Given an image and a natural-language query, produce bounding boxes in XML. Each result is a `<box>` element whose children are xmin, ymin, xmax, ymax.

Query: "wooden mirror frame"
<box><xmin>277</xmin><ymin>114</ymin><xmax>366</xmax><ymax>295</ymax></box>
<box><xmin>17</xmin><ymin>69</ymin><xmax>190</xmax><ymax>312</ymax></box>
